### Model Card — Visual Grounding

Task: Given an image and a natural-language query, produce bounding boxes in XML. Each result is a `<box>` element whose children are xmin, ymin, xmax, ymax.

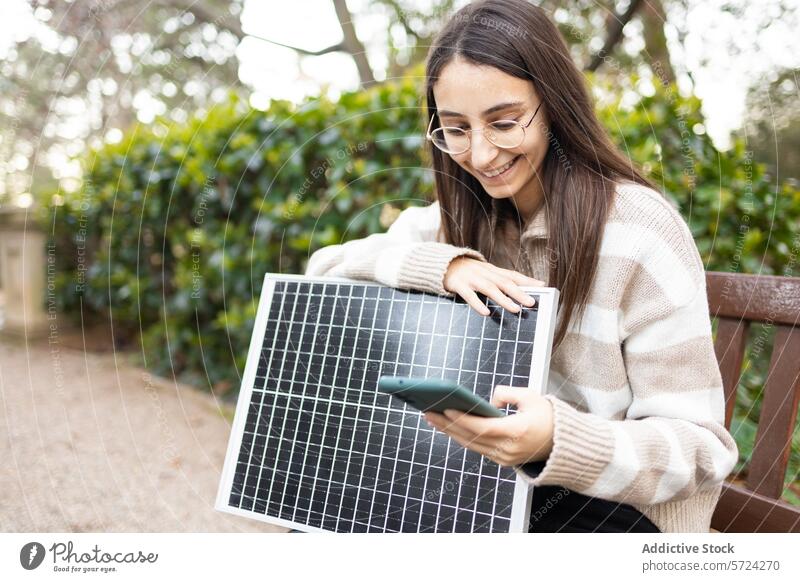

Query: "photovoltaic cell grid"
<box><xmin>217</xmin><ymin>274</ymin><xmax>555</xmax><ymax>533</ymax></box>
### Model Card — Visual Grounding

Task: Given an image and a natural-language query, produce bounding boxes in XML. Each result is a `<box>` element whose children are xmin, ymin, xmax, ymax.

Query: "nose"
<box><xmin>470</xmin><ymin>131</ymin><xmax>499</xmax><ymax>171</ymax></box>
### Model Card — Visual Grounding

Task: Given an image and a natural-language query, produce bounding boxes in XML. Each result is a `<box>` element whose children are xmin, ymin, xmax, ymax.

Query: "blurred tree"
<box><xmin>0</xmin><ymin>0</ymin><xmax>246</xmax><ymax>200</ymax></box>
<box><xmin>742</xmin><ymin>67</ymin><xmax>800</xmax><ymax>181</ymax></box>
<box><xmin>639</xmin><ymin>0</ymin><xmax>675</xmax><ymax>83</ymax></box>
<box><xmin>373</xmin><ymin>0</ymin><xmax>458</xmax><ymax>79</ymax></box>
<box><xmin>367</xmin><ymin>0</ymin><xmax>677</xmax><ymax>87</ymax></box>
<box><xmin>4</xmin><ymin>0</ymin><xmax>798</xmax><ymax>201</ymax></box>
<box><xmin>252</xmin><ymin>0</ymin><xmax>378</xmax><ymax>87</ymax></box>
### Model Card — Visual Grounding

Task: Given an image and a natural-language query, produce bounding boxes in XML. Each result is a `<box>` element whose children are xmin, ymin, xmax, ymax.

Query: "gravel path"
<box><xmin>0</xmin><ymin>338</ymin><xmax>281</xmax><ymax>532</ymax></box>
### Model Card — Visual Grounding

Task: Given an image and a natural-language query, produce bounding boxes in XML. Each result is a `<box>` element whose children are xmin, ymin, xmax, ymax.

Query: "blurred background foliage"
<box><xmin>44</xmin><ymin>67</ymin><xmax>800</xmax><ymax>503</ymax></box>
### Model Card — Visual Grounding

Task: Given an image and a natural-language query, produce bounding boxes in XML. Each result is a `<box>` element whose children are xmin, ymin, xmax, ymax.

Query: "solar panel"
<box><xmin>216</xmin><ymin>273</ymin><xmax>559</xmax><ymax>533</ymax></box>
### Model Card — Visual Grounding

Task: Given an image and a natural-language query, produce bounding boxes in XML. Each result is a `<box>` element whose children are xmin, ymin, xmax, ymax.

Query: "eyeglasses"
<box><xmin>426</xmin><ymin>98</ymin><xmax>543</xmax><ymax>155</ymax></box>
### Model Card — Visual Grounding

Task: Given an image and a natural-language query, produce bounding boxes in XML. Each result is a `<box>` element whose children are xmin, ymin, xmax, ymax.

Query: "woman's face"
<box><xmin>432</xmin><ymin>56</ymin><xmax>550</xmax><ymax>211</ymax></box>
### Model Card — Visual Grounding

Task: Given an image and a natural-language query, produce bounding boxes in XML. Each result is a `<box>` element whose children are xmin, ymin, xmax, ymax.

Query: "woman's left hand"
<box><xmin>423</xmin><ymin>385</ymin><xmax>554</xmax><ymax>466</ymax></box>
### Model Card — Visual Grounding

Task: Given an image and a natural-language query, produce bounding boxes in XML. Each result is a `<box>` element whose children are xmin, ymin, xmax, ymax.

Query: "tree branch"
<box><xmin>332</xmin><ymin>0</ymin><xmax>377</xmax><ymax>88</ymax></box>
<box><xmin>641</xmin><ymin>0</ymin><xmax>676</xmax><ymax>84</ymax></box>
<box><xmin>244</xmin><ymin>34</ymin><xmax>344</xmax><ymax>56</ymax></box>
<box><xmin>586</xmin><ymin>0</ymin><xmax>645</xmax><ymax>72</ymax></box>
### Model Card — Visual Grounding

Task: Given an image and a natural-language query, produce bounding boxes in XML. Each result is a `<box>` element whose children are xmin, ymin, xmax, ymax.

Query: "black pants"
<box><xmin>289</xmin><ymin>487</ymin><xmax>660</xmax><ymax>533</ymax></box>
<box><xmin>528</xmin><ymin>484</ymin><xmax>661</xmax><ymax>532</ymax></box>
<box><xmin>288</xmin><ymin>485</ymin><xmax>661</xmax><ymax>533</ymax></box>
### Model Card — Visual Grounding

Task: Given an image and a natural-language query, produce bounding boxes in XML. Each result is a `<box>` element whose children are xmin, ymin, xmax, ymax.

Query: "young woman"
<box><xmin>306</xmin><ymin>0</ymin><xmax>738</xmax><ymax>533</ymax></box>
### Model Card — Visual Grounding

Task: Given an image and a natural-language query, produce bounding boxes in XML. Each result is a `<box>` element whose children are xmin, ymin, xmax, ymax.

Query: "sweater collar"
<box><xmin>490</xmin><ymin>197</ymin><xmax>549</xmax><ymax>241</ymax></box>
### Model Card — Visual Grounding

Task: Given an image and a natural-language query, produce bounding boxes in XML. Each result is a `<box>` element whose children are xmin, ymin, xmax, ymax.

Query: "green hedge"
<box><xmin>47</xmin><ymin>71</ymin><xmax>800</xmax><ymax>502</ymax></box>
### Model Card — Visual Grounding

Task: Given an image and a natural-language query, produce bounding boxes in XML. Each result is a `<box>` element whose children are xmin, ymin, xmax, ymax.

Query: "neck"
<box><xmin>510</xmin><ymin>174</ymin><xmax>545</xmax><ymax>223</ymax></box>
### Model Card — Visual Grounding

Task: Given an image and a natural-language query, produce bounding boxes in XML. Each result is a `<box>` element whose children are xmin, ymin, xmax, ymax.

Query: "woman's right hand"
<box><xmin>443</xmin><ymin>256</ymin><xmax>545</xmax><ymax>316</ymax></box>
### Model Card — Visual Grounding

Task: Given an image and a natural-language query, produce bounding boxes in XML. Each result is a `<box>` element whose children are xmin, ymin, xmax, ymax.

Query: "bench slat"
<box><xmin>747</xmin><ymin>325</ymin><xmax>800</xmax><ymax>498</ymax></box>
<box><xmin>713</xmin><ymin>317</ymin><xmax>748</xmax><ymax>428</ymax></box>
<box><xmin>712</xmin><ymin>481</ymin><xmax>800</xmax><ymax>532</ymax></box>
<box><xmin>706</xmin><ymin>272</ymin><xmax>800</xmax><ymax>325</ymax></box>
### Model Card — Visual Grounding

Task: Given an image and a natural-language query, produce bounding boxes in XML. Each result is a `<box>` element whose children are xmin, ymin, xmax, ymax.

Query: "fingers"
<box><xmin>457</xmin><ymin>286</ymin><xmax>491</xmax><ymax>316</ymax></box>
<box><xmin>476</xmin><ymin>274</ymin><xmax>540</xmax><ymax>316</ymax></box>
<box><xmin>490</xmin><ymin>384</ymin><xmax>524</xmax><ymax>408</ymax></box>
<box><xmin>424</xmin><ymin>411</ymin><xmax>518</xmax><ymax>464</ymax></box>
<box><xmin>492</xmin><ymin>276</ymin><xmax>536</xmax><ymax>308</ymax></box>
<box><xmin>425</xmin><ymin>411</ymin><xmax>489</xmax><ymax>444</ymax></box>
<box><xmin>442</xmin><ymin>408</ymin><xmax>503</xmax><ymax>436</ymax></box>
<box><xmin>449</xmin><ymin>260</ymin><xmax>545</xmax><ymax>317</ymax></box>
<box><xmin>478</xmin><ymin>280</ymin><xmax>525</xmax><ymax>314</ymax></box>
<box><xmin>424</xmin><ymin>411</ymin><xmax>500</xmax><ymax>448</ymax></box>
<box><xmin>460</xmin><ymin>284</ymin><xmax>526</xmax><ymax>317</ymax></box>
<box><xmin>506</xmin><ymin>269</ymin><xmax>545</xmax><ymax>288</ymax></box>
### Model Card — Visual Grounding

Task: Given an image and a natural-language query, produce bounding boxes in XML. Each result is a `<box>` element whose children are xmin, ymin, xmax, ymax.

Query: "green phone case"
<box><xmin>377</xmin><ymin>376</ymin><xmax>504</xmax><ymax>417</ymax></box>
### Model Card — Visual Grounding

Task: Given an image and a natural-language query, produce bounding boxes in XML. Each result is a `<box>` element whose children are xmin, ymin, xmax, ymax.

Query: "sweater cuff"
<box><xmin>515</xmin><ymin>395</ymin><xmax>614</xmax><ymax>491</ymax></box>
<box><xmin>395</xmin><ymin>242</ymin><xmax>487</xmax><ymax>297</ymax></box>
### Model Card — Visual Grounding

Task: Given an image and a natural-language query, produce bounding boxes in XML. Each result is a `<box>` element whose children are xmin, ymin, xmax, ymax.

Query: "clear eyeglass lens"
<box><xmin>431</xmin><ymin>128</ymin><xmax>468</xmax><ymax>153</ymax></box>
<box><xmin>431</xmin><ymin>121</ymin><xmax>524</xmax><ymax>153</ymax></box>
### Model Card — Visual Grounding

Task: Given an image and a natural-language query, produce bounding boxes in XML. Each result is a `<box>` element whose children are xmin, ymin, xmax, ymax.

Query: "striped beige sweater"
<box><xmin>305</xmin><ymin>180</ymin><xmax>738</xmax><ymax>533</ymax></box>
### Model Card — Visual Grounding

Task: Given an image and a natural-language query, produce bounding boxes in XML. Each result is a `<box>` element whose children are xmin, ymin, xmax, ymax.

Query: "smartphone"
<box><xmin>377</xmin><ymin>376</ymin><xmax>504</xmax><ymax>417</ymax></box>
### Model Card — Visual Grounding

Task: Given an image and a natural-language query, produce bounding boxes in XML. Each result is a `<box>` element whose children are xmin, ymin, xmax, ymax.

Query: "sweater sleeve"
<box><xmin>305</xmin><ymin>201</ymin><xmax>488</xmax><ymax>297</ymax></box>
<box><xmin>515</xmin><ymin>206</ymin><xmax>738</xmax><ymax>506</ymax></box>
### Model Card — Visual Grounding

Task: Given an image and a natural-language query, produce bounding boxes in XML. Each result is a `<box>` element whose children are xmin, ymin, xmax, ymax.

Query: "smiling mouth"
<box><xmin>478</xmin><ymin>155</ymin><xmax>520</xmax><ymax>179</ymax></box>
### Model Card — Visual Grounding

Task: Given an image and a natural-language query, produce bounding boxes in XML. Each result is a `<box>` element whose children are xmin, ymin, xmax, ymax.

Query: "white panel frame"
<box><xmin>508</xmin><ymin>284</ymin><xmax>559</xmax><ymax>533</ymax></box>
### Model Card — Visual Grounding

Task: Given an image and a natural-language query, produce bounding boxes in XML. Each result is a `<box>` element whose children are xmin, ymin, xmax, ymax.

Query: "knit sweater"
<box><xmin>304</xmin><ymin>180</ymin><xmax>739</xmax><ymax>533</ymax></box>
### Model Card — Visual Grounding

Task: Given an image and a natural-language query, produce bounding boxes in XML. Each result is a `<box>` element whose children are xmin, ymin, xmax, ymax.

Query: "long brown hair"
<box><xmin>425</xmin><ymin>0</ymin><xmax>657</xmax><ymax>350</ymax></box>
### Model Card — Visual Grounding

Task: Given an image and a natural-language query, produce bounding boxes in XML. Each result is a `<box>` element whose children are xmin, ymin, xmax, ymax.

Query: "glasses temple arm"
<box><xmin>523</xmin><ymin>100</ymin><xmax>543</xmax><ymax>129</ymax></box>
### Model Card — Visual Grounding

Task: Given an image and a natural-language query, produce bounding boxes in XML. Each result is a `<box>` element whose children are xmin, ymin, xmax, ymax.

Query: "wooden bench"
<box><xmin>707</xmin><ymin>271</ymin><xmax>800</xmax><ymax>532</ymax></box>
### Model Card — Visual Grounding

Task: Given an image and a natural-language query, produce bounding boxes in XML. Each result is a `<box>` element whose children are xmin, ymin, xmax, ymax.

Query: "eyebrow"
<box><xmin>438</xmin><ymin>100</ymin><xmax>525</xmax><ymax>118</ymax></box>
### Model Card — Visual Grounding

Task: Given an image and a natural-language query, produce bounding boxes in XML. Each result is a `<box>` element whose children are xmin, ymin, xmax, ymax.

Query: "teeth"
<box><xmin>481</xmin><ymin>156</ymin><xmax>517</xmax><ymax>178</ymax></box>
